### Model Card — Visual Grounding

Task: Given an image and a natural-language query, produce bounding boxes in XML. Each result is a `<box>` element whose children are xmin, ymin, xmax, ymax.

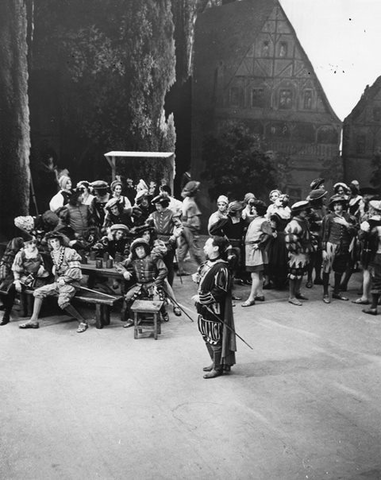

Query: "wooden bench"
<box><xmin>130</xmin><ymin>300</ymin><xmax>163</xmax><ymax>340</ymax></box>
<box><xmin>17</xmin><ymin>286</ymin><xmax>123</xmax><ymax>329</ymax></box>
<box><xmin>73</xmin><ymin>287</ymin><xmax>123</xmax><ymax>329</ymax></box>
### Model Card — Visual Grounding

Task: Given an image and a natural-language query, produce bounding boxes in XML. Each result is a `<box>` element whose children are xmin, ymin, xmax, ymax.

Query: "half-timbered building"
<box><xmin>192</xmin><ymin>0</ymin><xmax>341</xmax><ymax>214</ymax></box>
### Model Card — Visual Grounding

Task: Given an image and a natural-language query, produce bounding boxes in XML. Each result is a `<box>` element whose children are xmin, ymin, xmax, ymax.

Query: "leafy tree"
<box><xmin>32</xmin><ymin>0</ymin><xmax>176</xmax><ymax>180</ymax></box>
<box><xmin>202</xmin><ymin>122</ymin><xmax>278</xmax><ymax>201</ymax></box>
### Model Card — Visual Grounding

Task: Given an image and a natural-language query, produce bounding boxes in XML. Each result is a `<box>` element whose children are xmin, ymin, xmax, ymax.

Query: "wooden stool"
<box><xmin>130</xmin><ymin>300</ymin><xmax>163</xmax><ymax>340</ymax></box>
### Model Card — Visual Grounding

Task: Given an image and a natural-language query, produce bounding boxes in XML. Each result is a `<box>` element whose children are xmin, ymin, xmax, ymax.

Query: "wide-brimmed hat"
<box><xmin>151</xmin><ymin>193</ymin><xmax>170</xmax><ymax>206</ymax></box>
<box><xmin>307</xmin><ymin>188</ymin><xmax>327</xmax><ymax>202</ymax></box>
<box><xmin>291</xmin><ymin>200</ymin><xmax>310</xmax><ymax>214</ymax></box>
<box><xmin>328</xmin><ymin>194</ymin><xmax>348</xmax><ymax>208</ymax></box>
<box><xmin>44</xmin><ymin>230</ymin><xmax>69</xmax><ymax>246</ymax></box>
<box><xmin>181</xmin><ymin>181</ymin><xmax>200</xmax><ymax>196</ymax></box>
<box><xmin>309</xmin><ymin>178</ymin><xmax>325</xmax><ymax>190</ymax></box>
<box><xmin>369</xmin><ymin>200</ymin><xmax>381</xmax><ymax>213</ymax></box>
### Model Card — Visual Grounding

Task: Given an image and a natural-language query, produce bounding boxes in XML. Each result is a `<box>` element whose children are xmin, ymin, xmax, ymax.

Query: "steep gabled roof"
<box><xmin>194</xmin><ymin>0</ymin><xmax>340</xmax><ymax>124</ymax></box>
<box><xmin>345</xmin><ymin>76</ymin><xmax>381</xmax><ymax>122</ymax></box>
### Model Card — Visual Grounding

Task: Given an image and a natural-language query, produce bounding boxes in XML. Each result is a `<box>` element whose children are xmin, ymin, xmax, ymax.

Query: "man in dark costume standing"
<box><xmin>192</xmin><ymin>236</ymin><xmax>236</xmax><ymax>379</ymax></box>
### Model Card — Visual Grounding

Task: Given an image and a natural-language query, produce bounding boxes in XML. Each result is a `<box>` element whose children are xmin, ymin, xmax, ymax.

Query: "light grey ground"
<box><xmin>1</xmin><ymin>270</ymin><xmax>381</xmax><ymax>480</ymax></box>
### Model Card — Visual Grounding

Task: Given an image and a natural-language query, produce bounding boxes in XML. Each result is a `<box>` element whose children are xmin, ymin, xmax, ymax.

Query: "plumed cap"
<box><xmin>135</xmin><ymin>190</ymin><xmax>150</xmax><ymax>205</ymax></box>
<box><xmin>136</xmin><ymin>179</ymin><xmax>148</xmax><ymax>191</ymax></box>
<box><xmin>151</xmin><ymin>193</ymin><xmax>170</xmax><ymax>206</ymax></box>
<box><xmin>14</xmin><ymin>216</ymin><xmax>35</xmax><ymax>232</ymax></box>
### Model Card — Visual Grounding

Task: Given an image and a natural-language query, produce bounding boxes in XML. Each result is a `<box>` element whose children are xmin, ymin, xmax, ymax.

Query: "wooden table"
<box><xmin>80</xmin><ymin>260</ymin><xmax>126</xmax><ymax>325</ymax></box>
<box><xmin>80</xmin><ymin>259</ymin><xmax>126</xmax><ymax>294</ymax></box>
<box><xmin>80</xmin><ymin>259</ymin><xmax>124</xmax><ymax>280</ymax></box>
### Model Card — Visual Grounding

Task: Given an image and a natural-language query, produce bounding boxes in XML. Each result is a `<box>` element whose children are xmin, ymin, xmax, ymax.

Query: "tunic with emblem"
<box><xmin>195</xmin><ymin>259</ymin><xmax>236</xmax><ymax>367</ymax></box>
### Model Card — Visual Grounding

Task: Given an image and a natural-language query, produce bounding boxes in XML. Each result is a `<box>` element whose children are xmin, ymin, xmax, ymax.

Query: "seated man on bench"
<box><xmin>19</xmin><ymin>231</ymin><xmax>89</xmax><ymax>333</ymax></box>
<box><xmin>115</xmin><ymin>237</ymin><xmax>168</xmax><ymax>328</ymax></box>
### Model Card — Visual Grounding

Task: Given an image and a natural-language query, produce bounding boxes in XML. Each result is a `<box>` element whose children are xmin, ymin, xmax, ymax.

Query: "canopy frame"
<box><xmin>104</xmin><ymin>151</ymin><xmax>175</xmax><ymax>190</ymax></box>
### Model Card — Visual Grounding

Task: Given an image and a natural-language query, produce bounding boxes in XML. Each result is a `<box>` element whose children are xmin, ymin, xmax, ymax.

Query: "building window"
<box><xmin>251</xmin><ymin>88</ymin><xmax>265</xmax><ymax>107</ymax></box>
<box><xmin>279</xmin><ymin>42</ymin><xmax>288</xmax><ymax>57</ymax></box>
<box><xmin>279</xmin><ymin>89</ymin><xmax>292</xmax><ymax>109</ymax></box>
<box><xmin>262</xmin><ymin>41</ymin><xmax>270</xmax><ymax>57</ymax></box>
<box><xmin>230</xmin><ymin>87</ymin><xmax>242</xmax><ymax>107</ymax></box>
<box><xmin>303</xmin><ymin>90</ymin><xmax>312</xmax><ymax>110</ymax></box>
<box><xmin>356</xmin><ymin>135</ymin><xmax>366</xmax><ymax>154</ymax></box>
